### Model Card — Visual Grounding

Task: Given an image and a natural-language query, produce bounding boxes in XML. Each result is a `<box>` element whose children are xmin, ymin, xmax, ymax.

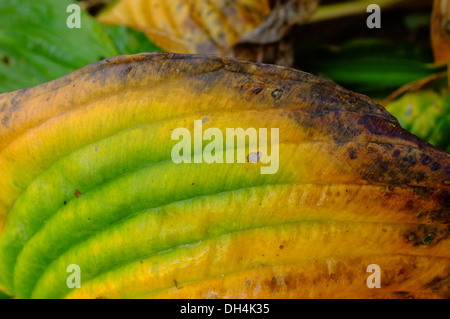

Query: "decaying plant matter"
<box><xmin>98</xmin><ymin>0</ymin><xmax>319</xmax><ymax>65</ymax></box>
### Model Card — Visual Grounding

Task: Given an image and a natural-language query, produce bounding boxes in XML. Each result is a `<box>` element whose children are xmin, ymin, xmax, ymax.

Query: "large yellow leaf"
<box><xmin>0</xmin><ymin>53</ymin><xmax>448</xmax><ymax>299</ymax></box>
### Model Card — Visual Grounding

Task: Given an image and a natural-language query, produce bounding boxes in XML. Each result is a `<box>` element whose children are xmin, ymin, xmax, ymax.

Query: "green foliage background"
<box><xmin>0</xmin><ymin>0</ymin><xmax>160</xmax><ymax>93</ymax></box>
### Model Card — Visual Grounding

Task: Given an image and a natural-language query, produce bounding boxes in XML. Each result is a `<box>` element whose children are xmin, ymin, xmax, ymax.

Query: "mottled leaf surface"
<box><xmin>0</xmin><ymin>53</ymin><xmax>448</xmax><ymax>299</ymax></box>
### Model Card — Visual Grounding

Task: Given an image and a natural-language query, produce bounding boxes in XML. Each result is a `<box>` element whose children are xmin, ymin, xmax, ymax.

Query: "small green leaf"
<box><xmin>0</xmin><ymin>0</ymin><xmax>161</xmax><ymax>94</ymax></box>
<box><xmin>386</xmin><ymin>89</ymin><xmax>450</xmax><ymax>153</ymax></box>
<box><xmin>295</xmin><ymin>38</ymin><xmax>444</xmax><ymax>100</ymax></box>
<box><xmin>102</xmin><ymin>25</ymin><xmax>162</xmax><ymax>55</ymax></box>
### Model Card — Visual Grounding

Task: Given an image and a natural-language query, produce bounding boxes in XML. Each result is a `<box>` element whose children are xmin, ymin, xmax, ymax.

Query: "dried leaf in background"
<box><xmin>98</xmin><ymin>0</ymin><xmax>319</xmax><ymax>65</ymax></box>
<box><xmin>431</xmin><ymin>0</ymin><xmax>450</xmax><ymax>65</ymax></box>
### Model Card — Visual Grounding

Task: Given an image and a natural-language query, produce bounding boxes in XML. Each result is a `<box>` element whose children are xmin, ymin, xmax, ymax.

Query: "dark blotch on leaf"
<box><xmin>404</xmin><ymin>200</ymin><xmax>414</xmax><ymax>210</ymax></box>
<box><xmin>358</xmin><ymin>114</ymin><xmax>427</xmax><ymax>148</ymax></box>
<box><xmin>348</xmin><ymin>147</ymin><xmax>357</xmax><ymax>159</ymax></box>
<box><xmin>423</xmin><ymin>276</ymin><xmax>447</xmax><ymax>290</ymax></box>
<box><xmin>251</xmin><ymin>86</ymin><xmax>263</xmax><ymax>95</ymax></box>
<box><xmin>422</xmin><ymin>232</ymin><xmax>435</xmax><ymax>245</ymax></box>
<box><xmin>402</xmin><ymin>155</ymin><xmax>416</xmax><ymax>166</ymax></box>
<box><xmin>392</xmin><ymin>150</ymin><xmax>400</xmax><ymax>157</ymax></box>
<box><xmin>1</xmin><ymin>55</ymin><xmax>10</xmax><ymax>66</ymax></box>
<box><xmin>445</xmin><ymin>165</ymin><xmax>450</xmax><ymax>174</ymax></box>
<box><xmin>430</xmin><ymin>162</ymin><xmax>441</xmax><ymax>171</ymax></box>
<box><xmin>271</xmin><ymin>89</ymin><xmax>283</xmax><ymax>100</ymax></box>
<box><xmin>123</xmin><ymin>66</ymin><xmax>133</xmax><ymax>76</ymax></box>
<box><xmin>174</xmin><ymin>279</ymin><xmax>183</xmax><ymax>289</ymax></box>
<box><xmin>421</xmin><ymin>155</ymin><xmax>432</xmax><ymax>165</ymax></box>
<box><xmin>414</xmin><ymin>171</ymin><xmax>426</xmax><ymax>183</ymax></box>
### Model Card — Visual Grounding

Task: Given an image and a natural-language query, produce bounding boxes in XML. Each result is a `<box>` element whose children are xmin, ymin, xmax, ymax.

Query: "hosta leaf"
<box><xmin>0</xmin><ymin>53</ymin><xmax>448</xmax><ymax>299</ymax></box>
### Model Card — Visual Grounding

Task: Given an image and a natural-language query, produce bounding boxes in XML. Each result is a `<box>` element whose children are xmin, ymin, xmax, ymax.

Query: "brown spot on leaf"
<box><xmin>251</xmin><ymin>86</ymin><xmax>263</xmax><ymax>95</ymax></box>
<box><xmin>1</xmin><ymin>55</ymin><xmax>10</xmax><ymax>66</ymax></box>
<box><xmin>393</xmin><ymin>291</ymin><xmax>413</xmax><ymax>299</ymax></box>
<box><xmin>174</xmin><ymin>279</ymin><xmax>183</xmax><ymax>289</ymax></box>
<box><xmin>124</xmin><ymin>66</ymin><xmax>133</xmax><ymax>75</ymax></box>
<box><xmin>421</xmin><ymin>155</ymin><xmax>432</xmax><ymax>165</ymax></box>
<box><xmin>445</xmin><ymin>165</ymin><xmax>450</xmax><ymax>174</ymax></box>
<box><xmin>271</xmin><ymin>89</ymin><xmax>283</xmax><ymax>100</ymax></box>
<box><xmin>348</xmin><ymin>147</ymin><xmax>357</xmax><ymax>159</ymax></box>
<box><xmin>421</xmin><ymin>232</ymin><xmax>435</xmax><ymax>245</ymax></box>
<box><xmin>430</xmin><ymin>162</ymin><xmax>441</xmax><ymax>171</ymax></box>
<box><xmin>402</xmin><ymin>155</ymin><xmax>416</xmax><ymax>166</ymax></box>
<box><xmin>284</xmin><ymin>274</ymin><xmax>297</xmax><ymax>291</ymax></box>
<box><xmin>74</xmin><ymin>189</ymin><xmax>81</xmax><ymax>198</ymax></box>
<box><xmin>423</xmin><ymin>276</ymin><xmax>448</xmax><ymax>291</ymax></box>
<box><xmin>357</xmin><ymin>114</ymin><xmax>428</xmax><ymax>148</ymax></box>
<box><xmin>404</xmin><ymin>200</ymin><xmax>414</xmax><ymax>210</ymax></box>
